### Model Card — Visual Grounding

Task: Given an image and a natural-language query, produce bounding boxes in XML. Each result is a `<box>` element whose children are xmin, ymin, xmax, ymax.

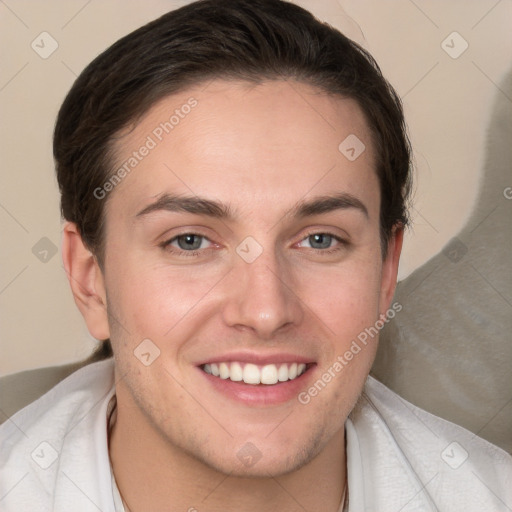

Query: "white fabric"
<box><xmin>1</xmin><ymin>359</ymin><xmax>511</xmax><ymax>511</ymax></box>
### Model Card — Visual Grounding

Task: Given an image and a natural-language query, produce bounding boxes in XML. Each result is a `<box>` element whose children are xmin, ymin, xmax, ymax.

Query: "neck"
<box><xmin>109</xmin><ymin>397</ymin><xmax>346</xmax><ymax>512</ymax></box>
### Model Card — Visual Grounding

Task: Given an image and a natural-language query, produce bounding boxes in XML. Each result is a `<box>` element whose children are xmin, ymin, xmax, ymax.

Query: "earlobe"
<box><xmin>61</xmin><ymin>222</ymin><xmax>110</xmax><ymax>341</ymax></box>
<box><xmin>379</xmin><ymin>224</ymin><xmax>404</xmax><ymax>314</ymax></box>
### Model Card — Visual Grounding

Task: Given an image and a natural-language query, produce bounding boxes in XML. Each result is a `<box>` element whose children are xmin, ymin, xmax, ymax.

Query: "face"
<box><xmin>91</xmin><ymin>80</ymin><xmax>400</xmax><ymax>476</ymax></box>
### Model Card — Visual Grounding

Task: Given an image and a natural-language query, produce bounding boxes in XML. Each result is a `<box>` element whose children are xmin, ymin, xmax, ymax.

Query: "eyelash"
<box><xmin>300</xmin><ymin>231</ymin><xmax>347</xmax><ymax>254</ymax></box>
<box><xmin>160</xmin><ymin>233</ymin><xmax>213</xmax><ymax>258</ymax></box>
<box><xmin>160</xmin><ymin>231</ymin><xmax>348</xmax><ymax>257</ymax></box>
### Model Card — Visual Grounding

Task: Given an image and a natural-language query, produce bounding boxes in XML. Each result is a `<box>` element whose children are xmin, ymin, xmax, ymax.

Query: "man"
<box><xmin>1</xmin><ymin>1</ymin><xmax>510</xmax><ymax>510</ymax></box>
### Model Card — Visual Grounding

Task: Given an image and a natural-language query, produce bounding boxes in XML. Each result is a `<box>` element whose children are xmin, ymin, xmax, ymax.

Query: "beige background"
<box><xmin>1</xmin><ymin>0</ymin><xmax>511</xmax><ymax>376</ymax></box>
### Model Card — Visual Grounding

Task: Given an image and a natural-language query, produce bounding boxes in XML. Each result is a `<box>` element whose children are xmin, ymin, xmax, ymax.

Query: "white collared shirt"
<box><xmin>1</xmin><ymin>359</ymin><xmax>511</xmax><ymax>511</ymax></box>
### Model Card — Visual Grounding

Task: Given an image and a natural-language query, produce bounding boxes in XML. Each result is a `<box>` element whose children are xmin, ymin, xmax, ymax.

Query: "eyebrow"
<box><xmin>136</xmin><ymin>195</ymin><xmax>233</xmax><ymax>219</ymax></box>
<box><xmin>135</xmin><ymin>192</ymin><xmax>368</xmax><ymax>220</ymax></box>
<box><xmin>292</xmin><ymin>193</ymin><xmax>368</xmax><ymax>219</ymax></box>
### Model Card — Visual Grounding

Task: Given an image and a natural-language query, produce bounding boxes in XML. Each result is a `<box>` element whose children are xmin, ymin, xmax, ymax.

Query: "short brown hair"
<box><xmin>54</xmin><ymin>0</ymin><xmax>411</xmax><ymax>263</ymax></box>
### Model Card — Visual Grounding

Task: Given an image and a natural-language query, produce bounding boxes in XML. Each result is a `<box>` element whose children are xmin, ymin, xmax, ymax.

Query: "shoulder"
<box><xmin>347</xmin><ymin>375</ymin><xmax>512</xmax><ymax>511</ymax></box>
<box><xmin>1</xmin><ymin>359</ymin><xmax>115</xmax><ymax>441</ymax></box>
<box><xmin>0</xmin><ymin>359</ymin><xmax>115</xmax><ymax>511</ymax></box>
<box><xmin>0</xmin><ymin>362</ymin><xmax>86</xmax><ymax>424</ymax></box>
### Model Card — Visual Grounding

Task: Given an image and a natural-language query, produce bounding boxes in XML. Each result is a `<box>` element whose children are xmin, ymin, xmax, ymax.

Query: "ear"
<box><xmin>379</xmin><ymin>224</ymin><xmax>404</xmax><ymax>315</ymax></box>
<box><xmin>61</xmin><ymin>222</ymin><xmax>110</xmax><ymax>341</ymax></box>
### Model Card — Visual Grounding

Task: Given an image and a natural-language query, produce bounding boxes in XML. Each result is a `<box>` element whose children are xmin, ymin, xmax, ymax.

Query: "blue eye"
<box><xmin>162</xmin><ymin>234</ymin><xmax>213</xmax><ymax>254</ymax></box>
<box><xmin>299</xmin><ymin>233</ymin><xmax>342</xmax><ymax>250</ymax></box>
<box><xmin>307</xmin><ymin>234</ymin><xmax>334</xmax><ymax>249</ymax></box>
<box><xmin>176</xmin><ymin>235</ymin><xmax>203</xmax><ymax>251</ymax></box>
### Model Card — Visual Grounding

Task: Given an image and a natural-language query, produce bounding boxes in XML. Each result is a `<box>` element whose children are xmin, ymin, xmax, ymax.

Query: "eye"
<box><xmin>165</xmin><ymin>234</ymin><xmax>213</xmax><ymax>252</ymax></box>
<box><xmin>298</xmin><ymin>233</ymin><xmax>342</xmax><ymax>250</ymax></box>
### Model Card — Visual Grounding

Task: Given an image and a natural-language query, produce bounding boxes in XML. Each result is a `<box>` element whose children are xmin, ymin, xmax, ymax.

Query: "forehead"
<box><xmin>107</xmin><ymin>79</ymin><xmax>378</xmax><ymax>223</ymax></box>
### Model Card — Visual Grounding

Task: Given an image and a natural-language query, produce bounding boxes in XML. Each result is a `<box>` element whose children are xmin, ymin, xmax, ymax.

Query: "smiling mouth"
<box><xmin>201</xmin><ymin>362</ymin><xmax>311</xmax><ymax>385</ymax></box>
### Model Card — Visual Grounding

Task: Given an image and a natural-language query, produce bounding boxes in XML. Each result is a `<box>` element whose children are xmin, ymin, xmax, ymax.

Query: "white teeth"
<box><xmin>278</xmin><ymin>364</ymin><xmax>289</xmax><ymax>382</ymax></box>
<box><xmin>230</xmin><ymin>362</ymin><xmax>243</xmax><ymax>381</ymax></box>
<box><xmin>260</xmin><ymin>364</ymin><xmax>278</xmax><ymax>385</ymax></box>
<box><xmin>202</xmin><ymin>361</ymin><xmax>308</xmax><ymax>385</ymax></box>
<box><xmin>219</xmin><ymin>362</ymin><xmax>230</xmax><ymax>379</ymax></box>
<box><xmin>243</xmin><ymin>363</ymin><xmax>261</xmax><ymax>384</ymax></box>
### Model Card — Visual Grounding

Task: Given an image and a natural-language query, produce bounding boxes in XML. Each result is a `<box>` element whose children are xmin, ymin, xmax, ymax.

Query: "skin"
<box><xmin>62</xmin><ymin>79</ymin><xmax>402</xmax><ymax>512</ymax></box>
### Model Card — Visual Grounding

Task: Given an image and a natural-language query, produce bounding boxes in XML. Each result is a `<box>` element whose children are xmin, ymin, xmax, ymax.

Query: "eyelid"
<box><xmin>296</xmin><ymin>232</ymin><xmax>345</xmax><ymax>248</ymax></box>
<box><xmin>157</xmin><ymin>225</ymin><xmax>215</xmax><ymax>244</ymax></box>
<box><xmin>170</xmin><ymin>234</ymin><xmax>212</xmax><ymax>248</ymax></box>
<box><xmin>161</xmin><ymin>232</ymin><xmax>214</xmax><ymax>248</ymax></box>
<box><xmin>157</xmin><ymin>226</ymin><xmax>350</xmax><ymax>258</ymax></box>
<box><xmin>296</xmin><ymin>226</ymin><xmax>350</xmax><ymax>244</ymax></box>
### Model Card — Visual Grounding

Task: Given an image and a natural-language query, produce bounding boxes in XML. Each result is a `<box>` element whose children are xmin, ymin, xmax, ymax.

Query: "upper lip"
<box><xmin>196</xmin><ymin>351</ymin><xmax>315</xmax><ymax>366</ymax></box>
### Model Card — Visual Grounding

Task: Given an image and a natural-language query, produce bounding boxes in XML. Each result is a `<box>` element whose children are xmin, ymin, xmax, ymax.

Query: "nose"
<box><xmin>221</xmin><ymin>247</ymin><xmax>303</xmax><ymax>339</ymax></box>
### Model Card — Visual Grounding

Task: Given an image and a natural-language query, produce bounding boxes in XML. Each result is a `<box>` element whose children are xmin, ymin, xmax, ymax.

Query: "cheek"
<box><xmin>105</xmin><ymin>258</ymin><xmax>226</xmax><ymax>344</ymax></box>
<box><xmin>295</xmin><ymin>256</ymin><xmax>382</xmax><ymax>345</ymax></box>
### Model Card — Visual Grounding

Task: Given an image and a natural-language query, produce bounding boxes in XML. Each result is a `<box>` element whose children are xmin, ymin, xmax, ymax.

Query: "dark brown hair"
<box><xmin>54</xmin><ymin>0</ymin><xmax>412</xmax><ymax>353</ymax></box>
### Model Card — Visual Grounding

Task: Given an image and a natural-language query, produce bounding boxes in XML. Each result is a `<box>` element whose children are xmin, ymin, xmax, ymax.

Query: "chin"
<box><xmin>203</xmin><ymin>450</ymin><xmax>312</xmax><ymax>479</ymax></box>
<box><xmin>187</xmin><ymin>426</ymin><xmax>328</xmax><ymax>479</ymax></box>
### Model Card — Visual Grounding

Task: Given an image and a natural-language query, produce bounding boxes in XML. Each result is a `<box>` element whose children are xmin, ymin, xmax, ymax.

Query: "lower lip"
<box><xmin>198</xmin><ymin>366</ymin><xmax>315</xmax><ymax>406</ymax></box>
